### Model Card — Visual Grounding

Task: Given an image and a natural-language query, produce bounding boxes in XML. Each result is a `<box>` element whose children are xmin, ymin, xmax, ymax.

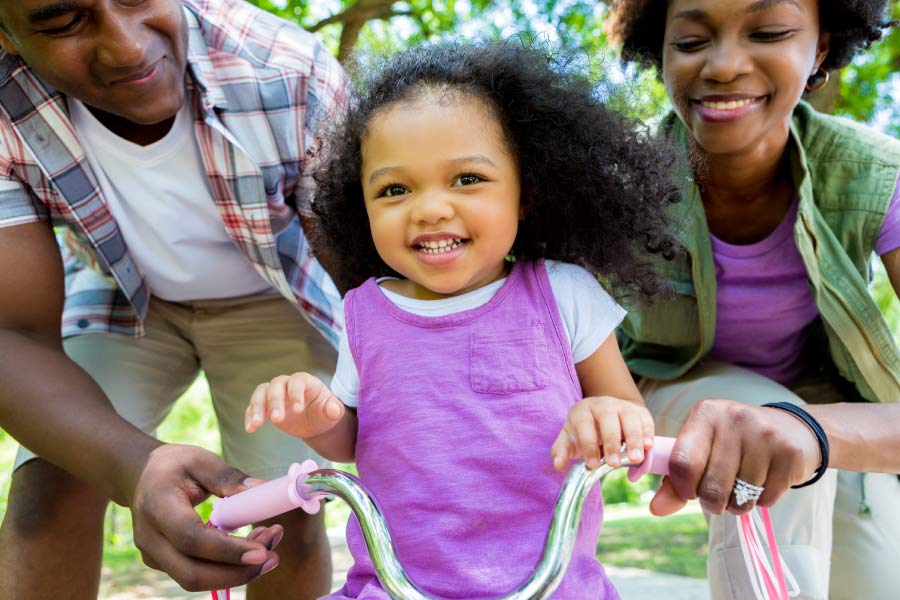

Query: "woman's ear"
<box><xmin>814</xmin><ymin>31</ymin><xmax>831</xmax><ymax>72</ymax></box>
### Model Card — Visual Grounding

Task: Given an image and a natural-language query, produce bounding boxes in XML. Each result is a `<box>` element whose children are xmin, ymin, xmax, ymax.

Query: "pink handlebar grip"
<box><xmin>626</xmin><ymin>436</ymin><xmax>675</xmax><ymax>483</ymax></box>
<box><xmin>209</xmin><ymin>460</ymin><xmax>319</xmax><ymax>533</ymax></box>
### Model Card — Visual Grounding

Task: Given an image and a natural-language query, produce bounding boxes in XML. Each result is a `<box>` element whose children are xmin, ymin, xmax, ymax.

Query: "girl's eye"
<box><xmin>751</xmin><ymin>29</ymin><xmax>795</xmax><ymax>42</ymax></box>
<box><xmin>40</xmin><ymin>14</ymin><xmax>87</xmax><ymax>35</ymax></box>
<box><xmin>380</xmin><ymin>184</ymin><xmax>408</xmax><ymax>198</ymax></box>
<box><xmin>672</xmin><ymin>38</ymin><xmax>708</xmax><ymax>52</ymax></box>
<box><xmin>453</xmin><ymin>174</ymin><xmax>482</xmax><ymax>187</ymax></box>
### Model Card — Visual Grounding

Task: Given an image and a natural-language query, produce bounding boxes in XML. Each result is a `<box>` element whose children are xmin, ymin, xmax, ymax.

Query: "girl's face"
<box><xmin>361</xmin><ymin>94</ymin><xmax>522</xmax><ymax>300</ymax></box>
<box><xmin>662</xmin><ymin>0</ymin><xmax>829</xmax><ymax>157</ymax></box>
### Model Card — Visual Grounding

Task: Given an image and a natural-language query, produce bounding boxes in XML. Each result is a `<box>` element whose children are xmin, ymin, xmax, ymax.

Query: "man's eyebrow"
<box><xmin>27</xmin><ymin>1</ymin><xmax>80</xmax><ymax>25</ymax></box>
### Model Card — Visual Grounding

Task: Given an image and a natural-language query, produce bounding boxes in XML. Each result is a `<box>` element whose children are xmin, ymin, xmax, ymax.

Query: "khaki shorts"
<box><xmin>15</xmin><ymin>293</ymin><xmax>337</xmax><ymax>480</ymax></box>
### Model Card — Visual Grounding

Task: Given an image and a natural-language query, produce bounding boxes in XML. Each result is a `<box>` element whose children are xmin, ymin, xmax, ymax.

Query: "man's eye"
<box><xmin>40</xmin><ymin>14</ymin><xmax>86</xmax><ymax>35</ymax></box>
<box><xmin>453</xmin><ymin>174</ymin><xmax>482</xmax><ymax>186</ymax></box>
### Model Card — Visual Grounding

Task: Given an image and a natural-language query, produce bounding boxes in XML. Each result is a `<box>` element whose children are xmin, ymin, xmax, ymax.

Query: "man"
<box><xmin>0</xmin><ymin>0</ymin><xmax>346</xmax><ymax>597</ymax></box>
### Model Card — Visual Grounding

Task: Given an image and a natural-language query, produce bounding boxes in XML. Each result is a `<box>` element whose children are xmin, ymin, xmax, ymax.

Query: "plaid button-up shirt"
<box><xmin>0</xmin><ymin>0</ymin><xmax>345</xmax><ymax>347</ymax></box>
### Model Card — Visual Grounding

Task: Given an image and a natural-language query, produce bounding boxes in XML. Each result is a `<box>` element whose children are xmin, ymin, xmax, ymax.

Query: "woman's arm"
<box><xmin>806</xmin><ymin>403</ymin><xmax>900</xmax><ymax>473</ymax></box>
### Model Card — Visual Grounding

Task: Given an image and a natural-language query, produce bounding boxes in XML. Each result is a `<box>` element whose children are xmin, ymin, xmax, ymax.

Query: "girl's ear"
<box><xmin>519</xmin><ymin>191</ymin><xmax>532</xmax><ymax>220</ymax></box>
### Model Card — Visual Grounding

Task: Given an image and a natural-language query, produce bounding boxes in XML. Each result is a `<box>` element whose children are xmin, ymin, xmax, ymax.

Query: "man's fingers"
<box><xmin>137</xmin><ymin>526</ymin><xmax>276</xmax><ymax>592</ymax></box>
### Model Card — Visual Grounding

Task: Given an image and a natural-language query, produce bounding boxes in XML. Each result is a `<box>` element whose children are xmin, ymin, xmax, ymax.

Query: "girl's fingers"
<box><xmin>286</xmin><ymin>373</ymin><xmax>310</xmax><ymax>414</ymax></box>
<box><xmin>550</xmin><ymin>429</ymin><xmax>575</xmax><ymax>471</ymax></box>
<box><xmin>266</xmin><ymin>375</ymin><xmax>290</xmax><ymax>423</ymax></box>
<box><xmin>620</xmin><ymin>411</ymin><xmax>645</xmax><ymax>463</ymax></box>
<box><xmin>245</xmin><ymin>383</ymin><xmax>269</xmax><ymax>432</ymax></box>
<box><xmin>322</xmin><ymin>397</ymin><xmax>344</xmax><ymax>422</ymax></box>
<box><xmin>641</xmin><ymin>411</ymin><xmax>656</xmax><ymax>449</ymax></box>
<box><xmin>595</xmin><ymin>408</ymin><xmax>623</xmax><ymax>468</ymax></box>
<box><xmin>573</xmin><ymin>411</ymin><xmax>601</xmax><ymax>469</ymax></box>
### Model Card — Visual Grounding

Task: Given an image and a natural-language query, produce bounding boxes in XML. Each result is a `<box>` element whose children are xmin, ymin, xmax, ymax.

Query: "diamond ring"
<box><xmin>733</xmin><ymin>478</ymin><xmax>765</xmax><ymax>506</ymax></box>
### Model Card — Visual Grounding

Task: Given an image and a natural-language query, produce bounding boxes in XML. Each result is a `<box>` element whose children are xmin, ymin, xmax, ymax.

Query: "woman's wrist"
<box><xmin>762</xmin><ymin>402</ymin><xmax>830</xmax><ymax>488</ymax></box>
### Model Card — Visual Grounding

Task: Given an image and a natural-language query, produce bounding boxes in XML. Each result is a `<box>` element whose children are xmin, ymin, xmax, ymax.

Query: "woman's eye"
<box><xmin>40</xmin><ymin>14</ymin><xmax>87</xmax><ymax>35</ymax></box>
<box><xmin>751</xmin><ymin>29</ymin><xmax>795</xmax><ymax>42</ymax></box>
<box><xmin>672</xmin><ymin>38</ymin><xmax>708</xmax><ymax>52</ymax></box>
<box><xmin>453</xmin><ymin>174</ymin><xmax>482</xmax><ymax>186</ymax></box>
<box><xmin>381</xmin><ymin>184</ymin><xmax>408</xmax><ymax>198</ymax></box>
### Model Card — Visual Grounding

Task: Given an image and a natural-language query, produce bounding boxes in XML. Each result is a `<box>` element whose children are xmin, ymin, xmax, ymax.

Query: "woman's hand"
<box><xmin>650</xmin><ymin>399</ymin><xmax>822</xmax><ymax>517</ymax></box>
<box><xmin>551</xmin><ymin>395</ymin><xmax>655</xmax><ymax>471</ymax></box>
<box><xmin>245</xmin><ymin>372</ymin><xmax>345</xmax><ymax>440</ymax></box>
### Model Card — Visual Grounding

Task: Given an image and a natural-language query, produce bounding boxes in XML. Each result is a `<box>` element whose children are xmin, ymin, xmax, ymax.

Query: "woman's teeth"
<box><xmin>417</xmin><ymin>238</ymin><xmax>463</xmax><ymax>254</ymax></box>
<box><xmin>700</xmin><ymin>98</ymin><xmax>756</xmax><ymax>110</ymax></box>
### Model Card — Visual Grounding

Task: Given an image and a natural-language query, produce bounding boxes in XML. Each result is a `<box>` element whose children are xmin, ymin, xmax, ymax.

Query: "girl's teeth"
<box><xmin>418</xmin><ymin>239</ymin><xmax>463</xmax><ymax>253</ymax></box>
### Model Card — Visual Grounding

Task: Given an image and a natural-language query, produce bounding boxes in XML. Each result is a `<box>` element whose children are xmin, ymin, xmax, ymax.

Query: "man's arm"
<box><xmin>0</xmin><ymin>222</ymin><xmax>282</xmax><ymax>591</ymax></box>
<box><xmin>0</xmin><ymin>221</ymin><xmax>158</xmax><ymax>503</ymax></box>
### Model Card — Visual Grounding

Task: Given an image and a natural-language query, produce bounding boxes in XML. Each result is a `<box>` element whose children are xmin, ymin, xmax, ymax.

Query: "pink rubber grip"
<box><xmin>626</xmin><ymin>436</ymin><xmax>674</xmax><ymax>483</ymax></box>
<box><xmin>209</xmin><ymin>460</ymin><xmax>319</xmax><ymax>533</ymax></box>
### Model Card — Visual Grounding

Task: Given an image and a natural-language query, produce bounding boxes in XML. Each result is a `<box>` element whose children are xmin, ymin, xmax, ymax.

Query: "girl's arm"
<box><xmin>551</xmin><ymin>333</ymin><xmax>655</xmax><ymax>470</ymax></box>
<box><xmin>246</xmin><ymin>372</ymin><xmax>358</xmax><ymax>463</ymax></box>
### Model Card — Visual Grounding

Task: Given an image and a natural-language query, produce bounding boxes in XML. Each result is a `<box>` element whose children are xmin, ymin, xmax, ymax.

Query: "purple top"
<box><xmin>709</xmin><ymin>177</ymin><xmax>900</xmax><ymax>384</ymax></box>
<box><xmin>326</xmin><ymin>260</ymin><xmax>618</xmax><ymax>599</ymax></box>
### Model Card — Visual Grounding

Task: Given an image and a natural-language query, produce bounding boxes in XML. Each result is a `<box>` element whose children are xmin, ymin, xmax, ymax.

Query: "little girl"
<box><xmin>246</xmin><ymin>42</ymin><xmax>679</xmax><ymax>599</ymax></box>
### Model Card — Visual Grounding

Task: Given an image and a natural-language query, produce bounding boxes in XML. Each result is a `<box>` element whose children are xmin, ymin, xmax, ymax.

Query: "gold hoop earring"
<box><xmin>805</xmin><ymin>67</ymin><xmax>830</xmax><ymax>92</ymax></box>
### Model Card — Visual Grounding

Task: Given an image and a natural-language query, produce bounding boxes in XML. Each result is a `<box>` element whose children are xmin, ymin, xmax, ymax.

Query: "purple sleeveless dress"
<box><xmin>325</xmin><ymin>260</ymin><xmax>618</xmax><ymax>599</ymax></box>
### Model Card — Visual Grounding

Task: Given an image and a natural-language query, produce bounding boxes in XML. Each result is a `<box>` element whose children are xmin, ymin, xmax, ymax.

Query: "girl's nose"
<box><xmin>411</xmin><ymin>191</ymin><xmax>455</xmax><ymax>225</ymax></box>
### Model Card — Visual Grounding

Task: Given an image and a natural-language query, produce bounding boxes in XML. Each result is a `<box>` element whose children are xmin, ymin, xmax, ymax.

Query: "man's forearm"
<box><xmin>0</xmin><ymin>328</ymin><xmax>161</xmax><ymax>505</ymax></box>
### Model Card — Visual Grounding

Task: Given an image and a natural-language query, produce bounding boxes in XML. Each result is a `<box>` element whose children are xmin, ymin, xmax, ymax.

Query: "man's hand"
<box><xmin>130</xmin><ymin>444</ymin><xmax>283</xmax><ymax>592</ymax></box>
<box><xmin>650</xmin><ymin>399</ymin><xmax>821</xmax><ymax>517</ymax></box>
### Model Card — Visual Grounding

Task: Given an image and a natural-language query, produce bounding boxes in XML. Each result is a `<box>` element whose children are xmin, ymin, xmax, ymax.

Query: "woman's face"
<box><xmin>662</xmin><ymin>0</ymin><xmax>829</xmax><ymax>157</ymax></box>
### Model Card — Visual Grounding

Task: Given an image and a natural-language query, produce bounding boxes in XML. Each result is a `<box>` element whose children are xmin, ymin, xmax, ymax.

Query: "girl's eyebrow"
<box><xmin>671</xmin><ymin>0</ymin><xmax>801</xmax><ymax>22</ymax></box>
<box><xmin>366</xmin><ymin>155</ymin><xmax>497</xmax><ymax>185</ymax></box>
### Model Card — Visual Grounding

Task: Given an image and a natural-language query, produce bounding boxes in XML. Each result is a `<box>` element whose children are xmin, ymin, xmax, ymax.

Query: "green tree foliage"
<box><xmin>835</xmin><ymin>1</ymin><xmax>900</xmax><ymax>134</ymax></box>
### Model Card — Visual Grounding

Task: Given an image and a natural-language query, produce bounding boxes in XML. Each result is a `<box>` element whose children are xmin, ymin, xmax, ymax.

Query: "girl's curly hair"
<box><xmin>309</xmin><ymin>41</ymin><xmax>681</xmax><ymax>299</ymax></box>
<box><xmin>607</xmin><ymin>0</ymin><xmax>897</xmax><ymax>88</ymax></box>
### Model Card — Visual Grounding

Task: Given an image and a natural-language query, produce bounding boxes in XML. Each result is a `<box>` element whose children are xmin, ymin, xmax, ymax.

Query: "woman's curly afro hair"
<box><xmin>309</xmin><ymin>40</ymin><xmax>682</xmax><ymax>298</ymax></box>
<box><xmin>607</xmin><ymin>0</ymin><xmax>897</xmax><ymax>87</ymax></box>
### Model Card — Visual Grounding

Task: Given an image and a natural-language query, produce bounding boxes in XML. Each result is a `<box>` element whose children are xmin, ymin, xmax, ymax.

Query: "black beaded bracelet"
<box><xmin>762</xmin><ymin>402</ymin><xmax>830</xmax><ymax>488</ymax></box>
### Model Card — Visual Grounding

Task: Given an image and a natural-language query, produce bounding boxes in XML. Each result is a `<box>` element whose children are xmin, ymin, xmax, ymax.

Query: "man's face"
<box><xmin>0</xmin><ymin>0</ymin><xmax>188</xmax><ymax>126</ymax></box>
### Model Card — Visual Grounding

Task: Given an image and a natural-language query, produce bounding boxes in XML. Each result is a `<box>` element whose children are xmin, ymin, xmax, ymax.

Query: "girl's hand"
<box><xmin>245</xmin><ymin>372</ymin><xmax>345</xmax><ymax>440</ymax></box>
<box><xmin>551</xmin><ymin>396</ymin><xmax>655</xmax><ymax>471</ymax></box>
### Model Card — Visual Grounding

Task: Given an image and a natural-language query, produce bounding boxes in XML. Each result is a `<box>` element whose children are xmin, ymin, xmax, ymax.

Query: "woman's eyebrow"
<box><xmin>671</xmin><ymin>0</ymin><xmax>801</xmax><ymax>23</ymax></box>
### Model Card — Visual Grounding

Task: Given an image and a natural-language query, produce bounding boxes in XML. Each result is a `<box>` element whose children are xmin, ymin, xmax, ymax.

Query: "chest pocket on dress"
<box><xmin>470</xmin><ymin>323</ymin><xmax>548</xmax><ymax>394</ymax></box>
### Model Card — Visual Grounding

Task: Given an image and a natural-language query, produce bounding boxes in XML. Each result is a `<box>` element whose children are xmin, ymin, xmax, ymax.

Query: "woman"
<box><xmin>608</xmin><ymin>1</ymin><xmax>900</xmax><ymax>599</ymax></box>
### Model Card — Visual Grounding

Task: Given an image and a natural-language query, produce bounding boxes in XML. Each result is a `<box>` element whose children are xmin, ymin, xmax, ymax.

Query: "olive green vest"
<box><xmin>620</xmin><ymin>102</ymin><xmax>900</xmax><ymax>403</ymax></box>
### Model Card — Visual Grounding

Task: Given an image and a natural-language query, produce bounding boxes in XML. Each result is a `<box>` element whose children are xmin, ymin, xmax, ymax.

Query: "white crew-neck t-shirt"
<box><xmin>67</xmin><ymin>98</ymin><xmax>272</xmax><ymax>301</ymax></box>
